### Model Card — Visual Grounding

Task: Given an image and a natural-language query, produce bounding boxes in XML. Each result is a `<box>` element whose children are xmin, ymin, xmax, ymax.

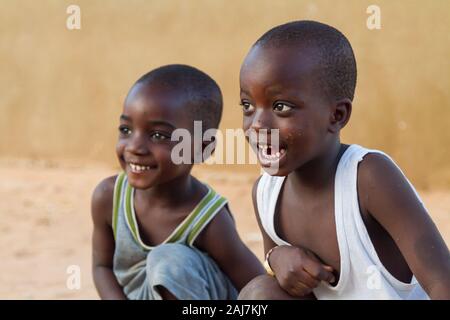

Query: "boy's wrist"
<box><xmin>264</xmin><ymin>246</ymin><xmax>279</xmax><ymax>276</ymax></box>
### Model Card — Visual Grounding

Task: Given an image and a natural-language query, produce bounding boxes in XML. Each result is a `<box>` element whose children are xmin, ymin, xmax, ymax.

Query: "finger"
<box><xmin>323</xmin><ymin>266</ymin><xmax>336</xmax><ymax>282</ymax></box>
<box><xmin>279</xmin><ymin>277</ymin><xmax>309</xmax><ymax>297</ymax></box>
<box><xmin>288</xmin><ymin>282</ymin><xmax>311</xmax><ymax>297</ymax></box>
<box><xmin>323</xmin><ymin>265</ymin><xmax>334</xmax><ymax>272</ymax></box>
<box><xmin>297</xmin><ymin>269</ymin><xmax>320</xmax><ymax>288</ymax></box>
<box><xmin>303</xmin><ymin>259</ymin><xmax>336</xmax><ymax>283</ymax></box>
<box><xmin>282</xmin><ymin>266</ymin><xmax>319</xmax><ymax>289</ymax></box>
<box><xmin>304</xmin><ymin>250</ymin><xmax>335</xmax><ymax>271</ymax></box>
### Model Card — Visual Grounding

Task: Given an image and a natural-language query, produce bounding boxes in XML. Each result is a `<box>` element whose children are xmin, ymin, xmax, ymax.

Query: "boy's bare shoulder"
<box><xmin>357</xmin><ymin>152</ymin><xmax>415</xmax><ymax>215</ymax></box>
<box><xmin>357</xmin><ymin>152</ymin><xmax>403</xmax><ymax>189</ymax></box>
<box><xmin>91</xmin><ymin>175</ymin><xmax>118</xmax><ymax>226</ymax></box>
<box><xmin>202</xmin><ymin>205</ymin><xmax>235</xmax><ymax>233</ymax></box>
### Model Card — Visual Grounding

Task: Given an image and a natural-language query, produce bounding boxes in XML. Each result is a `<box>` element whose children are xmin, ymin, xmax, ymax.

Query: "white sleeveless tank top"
<box><xmin>256</xmin><ymin>144</ymin><xmax>429</xmax><ymax>299</ymax></box>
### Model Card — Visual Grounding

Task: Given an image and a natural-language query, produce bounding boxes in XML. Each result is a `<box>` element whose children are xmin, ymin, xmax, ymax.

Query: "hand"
<box><xmin>269</xmin><ymin>245</ymin><xmax>336</xmax><ymax>297</ymax></box>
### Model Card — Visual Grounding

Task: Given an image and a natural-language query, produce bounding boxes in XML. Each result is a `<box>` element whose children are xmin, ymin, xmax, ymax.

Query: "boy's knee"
<box><xmin>238</xmin><ymin>275</ymin><xmax>277</xmax><ymax>300</ymax></box>
<box><xmin>238</xmin><ymin>274</ymin><xmax>302</xmax><ymax>300</ymax></box>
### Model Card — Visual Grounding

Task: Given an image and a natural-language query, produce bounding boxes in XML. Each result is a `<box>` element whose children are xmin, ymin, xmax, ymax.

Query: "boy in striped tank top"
<box><xmin>91</xmin><ymin>64</ymin><xmax>264</xmax><ymax>300</ymax></box>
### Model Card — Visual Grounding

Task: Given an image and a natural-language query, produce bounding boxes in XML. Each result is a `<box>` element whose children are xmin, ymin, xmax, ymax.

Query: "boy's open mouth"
<box><xmin>257</xmin><ymin>143</ymin><xmax>287</xmax><ymax>166</ymax></box>
<box><xmin>127</xmin><ymin>162</ymin><xmax>158</xmax><ymax>173</ymax></box>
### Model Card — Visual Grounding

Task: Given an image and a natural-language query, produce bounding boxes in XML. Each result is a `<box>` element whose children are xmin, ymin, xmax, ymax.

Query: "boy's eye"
<box><xmin>273</xmin><ymin>102</ymin><xmax>292</xmax><ymax>113</ymax></box>
<box><xmin>151</xmin><ymin>132</ymin><xmax>169</xmax><ymax>141</ymax></box>
<box><xmin>119</xmin><ymin>125</ymin><xmax>132</xmax><ymax>135</ymax></box>
<box><xmin>240</xmin><ymin>101</ymin><xmax>255</xmax><ymax>113</ymax></box>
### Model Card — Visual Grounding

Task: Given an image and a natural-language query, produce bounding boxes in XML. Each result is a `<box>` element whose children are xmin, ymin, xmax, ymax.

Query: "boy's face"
<box><xmin>240</xmin><ymin>44</ymin><xmax>335</xmax><ymax>176</ymax></box>
<box><xmin>116</xmin><ymin>83</ymin><xmax>193</xmax><ymax>189</ymax></box>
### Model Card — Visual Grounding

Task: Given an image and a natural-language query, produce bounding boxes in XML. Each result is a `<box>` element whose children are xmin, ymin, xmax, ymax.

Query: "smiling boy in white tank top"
<box><xmin>237</xmin><ymin>21</ymin><xmax>450</xmax><ymax>300</ymax></box>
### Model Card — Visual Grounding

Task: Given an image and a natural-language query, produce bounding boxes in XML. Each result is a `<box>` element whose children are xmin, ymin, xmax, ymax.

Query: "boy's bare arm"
<box><xmin>358</xmin><ymin>153</ymin><xmax>450</xmax><ymax>299</ymax></box>
<box><xmin>196</xmin><ymin>206</ymin><xmax>265</xmax><ymax>291</ymax></box>
<box><xmin>91</xmin><ymin>176</ymin><xmax>127</xmax><ymax>300</ymax></box>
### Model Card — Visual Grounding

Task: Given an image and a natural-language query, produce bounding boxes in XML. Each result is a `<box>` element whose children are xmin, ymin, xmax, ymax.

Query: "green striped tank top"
<box><xmin>111</xmin><ymin>172</ymin><xmax>228</xmax><ymax>298</ymax></box>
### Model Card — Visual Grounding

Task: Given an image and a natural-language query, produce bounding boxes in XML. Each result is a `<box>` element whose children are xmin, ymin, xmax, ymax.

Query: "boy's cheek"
<box><xmin>115</xmin><ymin>143</ymin><xmax>125</xmax><ymax>159</ymax></box>
<box><xmin>154</xmin><ymin>144</ymin><xmax>175</xmax><ymax>162</ymax></box>
<box><xmin>242</xmin><ymin>118</ymin><xmax>253</xmax><ymax>131</ymax></box>
<box><xmin>115</xmin><ymin>142</ymin><xmax>128</xmax><ymax>170</ymax></box>
<box><xmin>116</xmin><ymin>155</ymin><xmax>127</xmax><ymax>171</ymax></box>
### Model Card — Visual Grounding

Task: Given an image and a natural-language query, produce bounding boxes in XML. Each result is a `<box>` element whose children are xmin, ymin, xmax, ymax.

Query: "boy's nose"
<box><xmin>250</xmin><ymin>109</ymin><xmax>272</xmax><ymax>132</ymax></box>
<box><xmin>126</xmin><ymin>132</ymin><xmax>150</xmax><ymax>155</ymax></box>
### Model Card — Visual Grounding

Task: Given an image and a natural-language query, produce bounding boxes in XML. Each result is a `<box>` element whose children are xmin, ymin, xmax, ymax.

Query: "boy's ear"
<box><xmin>329</xmin><ymin>98</ymin><xmax>352</xmax><ymax>133</ymax></box>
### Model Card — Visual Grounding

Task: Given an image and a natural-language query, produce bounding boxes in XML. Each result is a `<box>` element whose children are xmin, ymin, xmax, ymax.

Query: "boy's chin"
<box><xmin>260</xmin><ymin>165</ymin><xmax>290</xmax><ymax>177</ymax></box>
<box><xmin>127</xmin><ymin>179</ymin><xmax>157</xmax><ymax>190</ymax></box>
<box><xmin>126</xmin><ymin>173</ymin><xmax>160</xmax><ymax>190</ymax></box>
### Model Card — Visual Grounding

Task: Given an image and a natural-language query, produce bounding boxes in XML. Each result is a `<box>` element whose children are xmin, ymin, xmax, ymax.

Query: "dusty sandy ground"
<box><xmin>0</xmin><ymin>160</ymin><xmax>449</xmax><ymax>299</ymax></box>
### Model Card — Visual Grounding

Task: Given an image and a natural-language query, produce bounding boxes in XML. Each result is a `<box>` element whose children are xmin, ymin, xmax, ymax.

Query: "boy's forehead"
<box><xmin>240</xmin><ymin>44</ymin><xmax>320</xmax><ymax>90</ymax></box>
<box><xmin>126</xmin><ymin>83</ymin><xmax>186</xmax><ymax>110</ymax></box>
<box><xmin>123</xmin><ymin>83</ymin><xmax>192</xmax><ymax>125</ymax></box>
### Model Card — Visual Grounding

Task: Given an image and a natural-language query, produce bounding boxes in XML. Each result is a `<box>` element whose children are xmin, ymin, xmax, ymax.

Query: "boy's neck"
<box><xmin>288</xmin><ymin>140</ymin><xmax>345</xmax><ymax>192</ymax></box>
<box><xmin>135</xmin><ymin>172</ymin><xmax>198</xmax><ymax>209</ymax></box>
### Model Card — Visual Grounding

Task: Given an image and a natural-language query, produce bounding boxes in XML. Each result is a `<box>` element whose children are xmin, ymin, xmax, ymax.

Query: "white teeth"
<box><xmin>259</xmin><ymin>146</ymin><xmax>286</xmax><ymax>161</ymax></box>
<box><xmin>129</xmin><ymin>163</ymin><xmax>151</xmax><ymax>172</ymax></box>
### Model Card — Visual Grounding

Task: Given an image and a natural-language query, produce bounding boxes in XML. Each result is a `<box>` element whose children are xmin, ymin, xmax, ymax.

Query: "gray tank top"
<box><xmin>111</xmin><ymin>172</ymin><xmax>228</xmax><ymax>298</ymax></box>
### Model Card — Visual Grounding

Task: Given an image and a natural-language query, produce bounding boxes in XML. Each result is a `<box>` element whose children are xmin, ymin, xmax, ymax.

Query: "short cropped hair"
<box><xmin>135</xmin><ymin>64</ymin><xmax>223</xmax><ymax>130</ymax></box>
<box><xmin>255</xmin><ymin>20</ymin><xmax>357</xmax><ymax>101</ymax></box>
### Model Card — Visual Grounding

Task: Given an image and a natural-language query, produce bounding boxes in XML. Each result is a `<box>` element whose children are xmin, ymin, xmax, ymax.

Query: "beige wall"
<box><xmin>1</xmin><ymin>0</ymin><xmax>449</xmax><ymax>188</ymax></box>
